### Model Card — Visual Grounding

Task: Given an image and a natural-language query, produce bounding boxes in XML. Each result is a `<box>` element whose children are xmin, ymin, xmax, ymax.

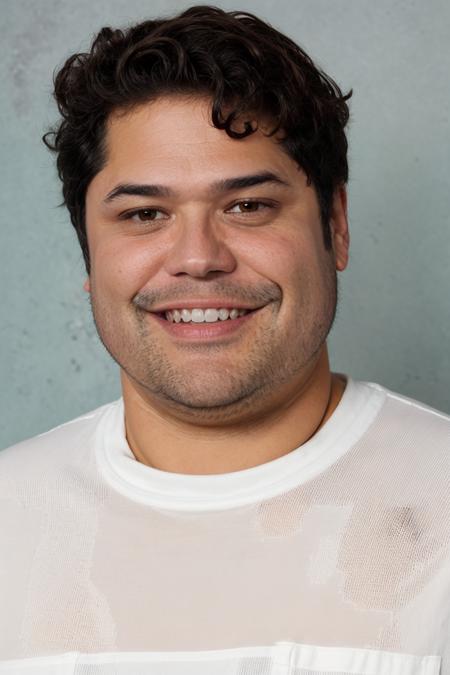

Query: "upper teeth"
<box><xmin>165</xmin><ymin>308</ymin><xmax>248</xmax><ymax>323</ymax></box>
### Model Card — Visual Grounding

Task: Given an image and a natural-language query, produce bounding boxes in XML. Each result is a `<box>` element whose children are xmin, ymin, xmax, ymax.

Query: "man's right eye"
<box><xmin>121</xmin><ymin>208</ymin><xmax>168</xmax><ymax>222</ymax></box>
<box><xmin>119</xmin><ymin>208</ymin><xmax>169</xmax><ymax>225</ymax></box>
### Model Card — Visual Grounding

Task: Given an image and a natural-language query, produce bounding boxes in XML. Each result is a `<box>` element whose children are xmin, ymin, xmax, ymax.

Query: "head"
<box><xmin>44</xmin><ymin>6</ymin><xmax>351</xmax><ymax>423</ymax></box>
<box><xmin>44</xmin><ymin>5</ymin><xmax>351</xmax><ymax>276</ymax></box>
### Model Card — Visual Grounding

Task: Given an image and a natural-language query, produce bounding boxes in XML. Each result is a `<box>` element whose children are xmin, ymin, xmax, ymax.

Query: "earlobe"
<box><xmin>331</xmin><ymin>187</ymin><xmax>350</xmax><ymax>272</ymax></box>
<box><xmin>83</xmin><ymin>278</ymin><xmax>91</xmax><ymax>293</ymax></box>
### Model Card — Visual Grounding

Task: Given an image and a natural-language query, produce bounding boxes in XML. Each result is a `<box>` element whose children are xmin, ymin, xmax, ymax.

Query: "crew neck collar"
<box><xmin>95</xmin><ymin>376</ymin><xmax>385</xmax><ymax>511</ymax></box>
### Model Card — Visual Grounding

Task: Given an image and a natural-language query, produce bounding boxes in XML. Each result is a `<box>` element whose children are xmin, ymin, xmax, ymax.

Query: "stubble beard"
<box><xmin>88</xmin><ymin>269</ymin><xmax>338</xmax><ymax>423</ymax></box>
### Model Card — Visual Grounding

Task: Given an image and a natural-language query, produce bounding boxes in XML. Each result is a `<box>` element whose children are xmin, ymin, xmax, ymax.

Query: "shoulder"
<box><xmin>0</xmin><ymin>399</ymin><xmax>121</xmax><ymax>476</ymax></box>
<box><xmin>357</xmin><ymin>379</ymin><xmax>449</xmax><ymax>469</ymax></box>
<box><xmin>364</xmin><ymin>380</ymin><xmax>449</xmax><ymax>429</ymax></box>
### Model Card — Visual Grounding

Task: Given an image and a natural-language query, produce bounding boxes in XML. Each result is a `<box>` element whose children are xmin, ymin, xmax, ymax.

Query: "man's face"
<box><xmin>85</xmin><ymin>96</ymin><xmax>348</xmax><ymax>420</ymax></box>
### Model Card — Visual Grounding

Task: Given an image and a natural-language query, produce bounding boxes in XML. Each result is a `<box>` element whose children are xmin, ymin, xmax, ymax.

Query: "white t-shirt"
<box><xmin>0</xmin><ymin>377</ymin><xmax>449</xmax><ymax>674</ymax></box>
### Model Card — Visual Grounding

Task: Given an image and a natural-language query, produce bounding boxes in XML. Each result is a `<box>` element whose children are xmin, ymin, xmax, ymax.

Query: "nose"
<box><xmin>164</xmin><ymin>217</ymin><xmax>237</xmax><ymax>278</ymax></box>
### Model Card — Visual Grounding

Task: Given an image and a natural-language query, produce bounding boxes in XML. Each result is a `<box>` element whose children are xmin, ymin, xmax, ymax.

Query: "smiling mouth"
<box><xmin>158</xmin><ymin>307</ymin><xmax>253</xmax><ymax>323</ymax></box>
<box><xmin>148</xmin><ymin>304</ymin><xmax>266</xmax><ymax>341</ymax></box>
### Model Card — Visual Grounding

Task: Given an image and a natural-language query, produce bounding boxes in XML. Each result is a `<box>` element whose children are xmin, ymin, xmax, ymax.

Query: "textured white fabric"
<box><xmin>0</xmin><ymin>377</ymin><xmax>449</xmax><ymax>675</ymax></box>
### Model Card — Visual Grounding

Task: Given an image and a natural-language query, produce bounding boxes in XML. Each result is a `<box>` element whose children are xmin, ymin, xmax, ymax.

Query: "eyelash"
<box><xmin>120</xmin><ymin>200</ymin><xmax>276</xmax><ymax>224</ymax></box>
<box><xmin>121</xmin><ymin>208</ymin><xmax>167</xmax><ymax>223</ymax></box>
<box><xmin>226</xmin><ymin>200</ymin><xmax>275</xmax><ymax>215</ymax></box>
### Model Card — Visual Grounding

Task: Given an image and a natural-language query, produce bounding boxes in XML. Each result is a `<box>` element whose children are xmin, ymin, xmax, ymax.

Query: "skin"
<box><xmin>84</xmin><ymin>95</ymin><xmax>349</xmax><ymax>475</ymax></box>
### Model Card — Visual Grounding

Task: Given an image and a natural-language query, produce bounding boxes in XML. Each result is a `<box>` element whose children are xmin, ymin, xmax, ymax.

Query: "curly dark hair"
<box><xmin>44</xmin><ymin>5</ymin><xmax>351</xmax><ymax>274</ymax></box>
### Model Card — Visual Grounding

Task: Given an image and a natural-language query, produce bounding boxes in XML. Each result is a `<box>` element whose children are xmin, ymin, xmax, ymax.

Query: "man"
<box><xmin>0</xmin><ymin>5</ymin><xmax>449</xmax><ymax>674</ymax></box>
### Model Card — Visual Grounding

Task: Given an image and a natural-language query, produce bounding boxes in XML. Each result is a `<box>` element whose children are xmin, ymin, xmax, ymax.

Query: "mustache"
<box><xmin>133</xmin><ymin>281</ymin><xmax>281</xmax><ymax>311</ymax></box>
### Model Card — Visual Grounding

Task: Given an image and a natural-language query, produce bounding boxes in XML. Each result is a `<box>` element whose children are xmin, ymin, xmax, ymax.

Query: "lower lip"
<box><xmin>150</xmin><ymin>310</ymin><xmax>259</xmax><ymax>340</ymax></box>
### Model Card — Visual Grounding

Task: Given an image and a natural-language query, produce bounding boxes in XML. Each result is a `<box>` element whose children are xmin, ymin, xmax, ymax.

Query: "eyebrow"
<box><xmin>103</xmin><ymin>171</ymin><xmax>291</xmax><ymax>203</ymax></box>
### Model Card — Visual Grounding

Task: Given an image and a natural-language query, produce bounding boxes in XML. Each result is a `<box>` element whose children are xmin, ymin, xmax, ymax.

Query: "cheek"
<box><xmin>237</xmin><ymin>230</ymin><xmax>311</xmax><ymax>287</ymax></box>
<box><xmin>91</xmin><ymin>236</ymin><xmax>166</xmax><ymax>297</ymax></box>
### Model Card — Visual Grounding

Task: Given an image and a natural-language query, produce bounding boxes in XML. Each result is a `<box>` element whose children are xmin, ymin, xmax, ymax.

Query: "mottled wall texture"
<box><xmin>1</xmin><ymin>0</ymin><xmax>449</xmax><ymax>449</ymax></box>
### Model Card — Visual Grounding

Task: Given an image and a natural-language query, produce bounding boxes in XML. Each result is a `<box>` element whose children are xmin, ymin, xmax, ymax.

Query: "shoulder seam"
<box><xmin>385</xmin><ymin>390</ymin><xmax>450</xmax><ymax>421</ymax></box>
<box><xmin>35</xmin><ymin>400</ymin><xmax>120</xmax><ymax>438</ymax></box>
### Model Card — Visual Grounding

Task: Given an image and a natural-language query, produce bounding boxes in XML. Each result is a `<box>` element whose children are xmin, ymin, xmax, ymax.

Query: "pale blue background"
<box><xmin>1</xmin><ymin>0</ymin><xmax>449</xmax><ymax>449</ymax></box>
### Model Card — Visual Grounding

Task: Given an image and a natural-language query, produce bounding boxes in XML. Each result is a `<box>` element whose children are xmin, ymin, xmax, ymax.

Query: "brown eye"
<box><xmin>228</xmin><ymin>200</ymin><xmax>271</xmax><ymax>214</ymax></box>
<box><xmin>121</xmin><ymin>207</ymin><xmax>169</xmax><ymax>224</ymax></box>
<box><xmin>135</xmin><ymin>208</ymin><xmax>160</xmax><ymax>221</ymax></box>
<box><xmin>239</xmin><ymin>201</ymin><xmax>259</xmax><ymax>212</ymax></box>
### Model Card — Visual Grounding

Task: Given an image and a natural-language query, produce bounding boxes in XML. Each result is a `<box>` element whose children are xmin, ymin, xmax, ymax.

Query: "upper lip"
<box><xmin>150</xmin><ymin>300</ymin><xmax>265</xmax><ymax>312</ymax></box>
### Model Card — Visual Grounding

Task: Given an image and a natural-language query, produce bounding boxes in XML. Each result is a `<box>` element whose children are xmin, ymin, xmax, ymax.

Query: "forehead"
<box><xmin>101</xmin><ymin>95</ymin><xmax>295</xmax><ymax>179</ymax></box>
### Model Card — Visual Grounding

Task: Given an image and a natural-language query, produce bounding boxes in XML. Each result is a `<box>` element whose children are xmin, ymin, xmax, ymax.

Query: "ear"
<box><xmin>83</xmin><ymin>277</ymin><xmax>91</xmax><ymax>293</ymax></box>
<box><xmin>330</xmin><ymin>186</ymin><xmax>349</xmax><ymax>271</ymax></box>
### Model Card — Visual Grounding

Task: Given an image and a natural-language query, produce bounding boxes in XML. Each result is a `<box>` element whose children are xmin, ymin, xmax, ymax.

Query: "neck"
<box><xmin>121</xmin><ymin>346</ymin><xmax>346</xmax><ymax>475</ymax></box>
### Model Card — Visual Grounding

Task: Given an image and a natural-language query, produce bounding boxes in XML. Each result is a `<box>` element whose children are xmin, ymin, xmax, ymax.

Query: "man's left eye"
<box><xmin>227</xmin><ymin>201</ymin><xmax>270</xmax><ymax>214</ymax></box>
